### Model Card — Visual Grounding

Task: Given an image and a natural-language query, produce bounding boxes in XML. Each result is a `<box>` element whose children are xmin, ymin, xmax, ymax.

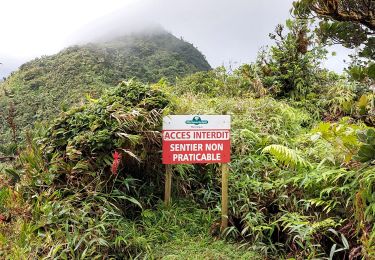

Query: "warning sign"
<box><xmin>162</xmin><ymin>115</ymin><xmax>231</xmax><ymax>164</ymax></box>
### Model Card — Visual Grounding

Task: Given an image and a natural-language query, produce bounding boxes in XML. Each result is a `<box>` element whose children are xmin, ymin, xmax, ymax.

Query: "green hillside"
<box><xmin>0</xmin><ymin>30</ymin><xmax>210</xmax><ymax>150</ymax></box>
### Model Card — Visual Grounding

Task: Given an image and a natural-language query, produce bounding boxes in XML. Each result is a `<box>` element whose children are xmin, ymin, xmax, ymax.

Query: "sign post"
<box><xmin>221</xmin><ymin>163</ymin><xmax>229</xmax><ymax>231</ymax></box>
<box><xmin>164</xmin><ymin>165</ymin><xmax>172</xmax><ymax>206</ymax></box>
<box><xmin>162</xmin><ymin>115</ymin><xmax>231</xmax><ymax>230</ymax></box>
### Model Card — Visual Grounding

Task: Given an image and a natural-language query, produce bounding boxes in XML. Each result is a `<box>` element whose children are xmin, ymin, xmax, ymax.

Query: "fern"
<box><xmin>262</xmin><ymin>144</ymin><xmax>311</xmax><ymax>169</ymax></box>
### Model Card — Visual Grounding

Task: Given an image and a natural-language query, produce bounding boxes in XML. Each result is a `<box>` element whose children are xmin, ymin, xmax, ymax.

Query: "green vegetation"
<box><xmin>0</xmin><ymin>9</ymin><xmax>374</xmax><ymax>260</ymax></box>
<box><xmin>0</xmin><ymin>29</ymin><xmax>210</xmax><ymax>149</ymax></box>
<box><xmin>293</xmin><ymin>0</ymin><xmax>375</xmax><ymax>84</ymax></box>
<box><xmin>293</xmin><ymin>0</ymin><xmax>374</xmax><ymax>54</ymax></box>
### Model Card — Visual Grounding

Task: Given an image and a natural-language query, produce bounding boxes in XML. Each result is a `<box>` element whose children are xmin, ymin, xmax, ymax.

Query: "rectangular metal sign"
<box><xmin>162</xmin><ymin>115</ymin><xmax>231</xmax><ymax>164</ymax></box>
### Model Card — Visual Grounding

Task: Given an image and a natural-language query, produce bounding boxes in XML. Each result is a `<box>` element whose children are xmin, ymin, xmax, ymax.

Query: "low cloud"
<box><xmin>0</xmin><ymin>0</ymin><xmax>349</xmax><ymax>77</ymax></box>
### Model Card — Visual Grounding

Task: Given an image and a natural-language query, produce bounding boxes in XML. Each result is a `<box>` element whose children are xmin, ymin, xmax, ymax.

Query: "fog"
<box><xmin>0</xmin><ymin>0</ymin><xmax>350</xmax><ymax>78</ymax></box>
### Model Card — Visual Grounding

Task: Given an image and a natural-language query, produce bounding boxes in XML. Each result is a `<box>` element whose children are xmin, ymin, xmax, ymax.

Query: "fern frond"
<box><xmin>262</xmin><ymin>144</ymin><xmax>311</xmax><ymax>169</ymax></box>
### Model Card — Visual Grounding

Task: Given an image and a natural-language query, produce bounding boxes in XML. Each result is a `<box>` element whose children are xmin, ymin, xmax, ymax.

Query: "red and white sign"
<box><xmin>162</xmin><ymin>115</ymin><xmax>231</xmax><ymax>164</ymax></box>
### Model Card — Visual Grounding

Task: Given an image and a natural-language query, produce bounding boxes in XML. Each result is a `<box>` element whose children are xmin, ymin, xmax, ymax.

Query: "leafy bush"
<box><xmin>35</xmin><ymin>80</ymin><xmax>170</xmax><ymax>200</ymax></box>
<box><xmin>256</xmin><ymin>19</ymin><xmax>328</xmax><ymax>99</ymax></box>
<box><xmin>0</xmin><ymin>80</ymin><xmax>172</xmax><ymax>258</ymax></box>
<box><xmin>356</xmin><ymin>128</ymin><xmax>375</xmax><ymax>163</ymax></box>
<box><xmin>166</xmin><ymin>86</ymin><xmax>375</xmax><ymax>258</ymax></box>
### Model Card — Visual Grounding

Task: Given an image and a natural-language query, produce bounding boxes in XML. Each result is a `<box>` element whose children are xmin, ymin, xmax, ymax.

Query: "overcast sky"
<box><xmin>0</xmin><ymin>0</ymin><xmax>351</xmax><ymax>78</ymax></box>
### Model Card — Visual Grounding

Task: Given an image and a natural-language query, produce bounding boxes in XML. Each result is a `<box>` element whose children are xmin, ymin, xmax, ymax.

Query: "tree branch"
<box><xmin>310</xmin><ymin>0</ymin><xmax>375</xmax><ymax>30</ymax></box>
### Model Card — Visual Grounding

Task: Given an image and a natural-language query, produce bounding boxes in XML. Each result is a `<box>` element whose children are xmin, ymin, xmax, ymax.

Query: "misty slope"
<box><xmin>0</xmin><ymin>30</ymin><xmax>210</xmax><ymax>147</ymax></box>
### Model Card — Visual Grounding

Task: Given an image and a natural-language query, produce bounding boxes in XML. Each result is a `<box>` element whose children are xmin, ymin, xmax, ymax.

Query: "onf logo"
<box><xmin>185</xmin><ymin>116</ymin><xmax>208</xmax><ymax>125</ymax></box>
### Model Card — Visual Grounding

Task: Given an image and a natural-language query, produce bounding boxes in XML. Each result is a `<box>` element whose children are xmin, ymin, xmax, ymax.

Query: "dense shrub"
<box><xmin>168</xmin><ymin>90</ymin><xmax>375</xmax><ymax>258</ymax></box>
<box><xmin>0</xmin><ymin>81</ymin><xmax>173</xmax><ymax>258</ymax></box>
<box><xmin>38</xmin><ymin>80</ymin><xmax>170</xmax><ymax>197</ymax></box>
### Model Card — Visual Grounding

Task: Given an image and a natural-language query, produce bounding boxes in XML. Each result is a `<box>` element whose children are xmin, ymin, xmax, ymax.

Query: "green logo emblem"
<box><xmin>185</xmin><ymin>116</ymin><xmax>208</xmax><ymax>125</ymax></box>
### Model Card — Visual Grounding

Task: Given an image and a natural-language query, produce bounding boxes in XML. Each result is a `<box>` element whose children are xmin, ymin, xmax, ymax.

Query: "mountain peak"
<box><xmin>0</xmin><ymin>31</ymin><xmax>211</xmax><ymax>145</ymax></box>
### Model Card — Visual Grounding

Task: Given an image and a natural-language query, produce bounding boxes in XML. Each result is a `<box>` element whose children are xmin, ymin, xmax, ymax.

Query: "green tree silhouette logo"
<box><xmin>185</xmin><ymin>116</ymin><xmax>208</xmax><ymax>125</ymax></box>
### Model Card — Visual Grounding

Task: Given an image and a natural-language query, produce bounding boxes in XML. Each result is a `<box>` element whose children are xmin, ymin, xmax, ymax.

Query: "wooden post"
<box><xmin>164</xmin><ymin>165</ymin><xmax>172</xmax><ymax>206</ymax></box>
<box><xmin>221</xmin><ymin>163</ymin><xmax>229</xmax><ymax>232</ymax></box>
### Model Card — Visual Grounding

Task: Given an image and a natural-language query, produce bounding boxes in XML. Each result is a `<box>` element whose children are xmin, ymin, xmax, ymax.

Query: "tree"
<box><xmin>256</xmin><ymin>19</ymin><xmax>327</xmax><ymax>99</ymax></box>
<box><xmin>292</xmin><ymin>0</ymin><xmax>374</xmax><ymax>62</ymax></box>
